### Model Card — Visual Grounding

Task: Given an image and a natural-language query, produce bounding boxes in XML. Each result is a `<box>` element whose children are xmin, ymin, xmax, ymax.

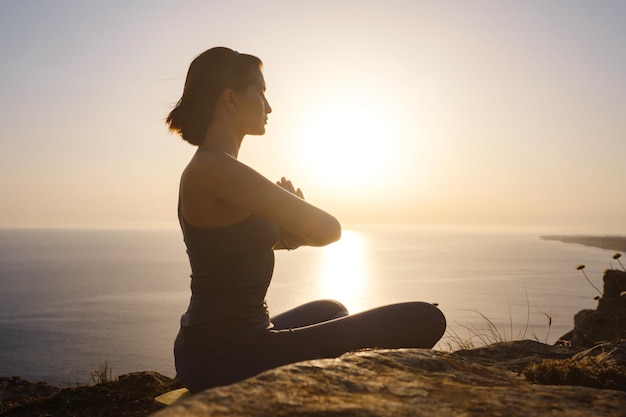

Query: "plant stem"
<box><xmin>580</xmin><ymin>269</ymin><xmax>603</xmax><ymax>296</ymax></box>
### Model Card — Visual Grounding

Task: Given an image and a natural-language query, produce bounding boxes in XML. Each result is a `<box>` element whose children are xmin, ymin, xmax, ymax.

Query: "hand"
<box><xmin>275</xmin><ymin>177</ymin><xmax>307</xmax><ymax>250</ymax></box>
<box><xmin>276</xmin><ymin>177</ymin><xmax>304</xmax><ymax>199</ymax></box>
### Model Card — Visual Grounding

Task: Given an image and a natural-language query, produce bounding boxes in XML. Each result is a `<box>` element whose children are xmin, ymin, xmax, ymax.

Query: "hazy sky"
<box><xmin>1</xmin><ymin>1</ymin><xmax>625</xmax><ymax>232</ymax></box>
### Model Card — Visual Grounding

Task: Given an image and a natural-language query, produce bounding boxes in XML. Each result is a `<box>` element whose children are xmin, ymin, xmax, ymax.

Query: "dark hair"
<box><xmin>166</xmin><ymin>47</ymin><xmax>263</xmax><ymax>146</ymax></box>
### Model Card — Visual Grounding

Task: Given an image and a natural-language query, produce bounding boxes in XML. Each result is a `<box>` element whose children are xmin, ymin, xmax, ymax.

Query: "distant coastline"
<box><xmin>540</xmin><ymin>235</ymin><xmax>626</xmax><ymax>252</ymax></box>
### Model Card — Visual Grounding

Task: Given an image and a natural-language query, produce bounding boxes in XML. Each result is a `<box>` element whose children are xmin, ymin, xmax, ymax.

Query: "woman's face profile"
<box><xmin>235</xmin><ymin>69</ymin><xmax>272</xmax><ymax>136</ymax></box>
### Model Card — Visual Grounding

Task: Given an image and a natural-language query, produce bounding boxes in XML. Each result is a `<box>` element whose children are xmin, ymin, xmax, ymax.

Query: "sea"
<box><xmin>0</xmin><ymin>225</ymin><xmax>620</xmax><ymax>386</ymax></box>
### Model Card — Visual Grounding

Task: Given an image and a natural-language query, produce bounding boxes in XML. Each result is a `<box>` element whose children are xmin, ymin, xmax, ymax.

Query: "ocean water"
<box><xmin>0</xmin><ymin>225</ymin><xmax>618</xmax><ymax>386</ymax></box>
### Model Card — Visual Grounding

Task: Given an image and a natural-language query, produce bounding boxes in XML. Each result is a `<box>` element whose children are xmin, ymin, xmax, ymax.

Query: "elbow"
<box><xmin>319</xmin><ymin>216</ymin><xmax>341</xmax><ymax>245</ymax></box>
<box><xmin>330</xmin><ymin>216</ymin><xmax>342</xmax><ymax>243</ymax></box>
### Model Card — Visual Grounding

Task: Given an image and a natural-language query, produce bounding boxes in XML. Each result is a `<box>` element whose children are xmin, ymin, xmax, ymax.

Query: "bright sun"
<box><xmin>296</xmin><ymin>95</ymin><xmax>399</xmax><ymax>193</ymax></box>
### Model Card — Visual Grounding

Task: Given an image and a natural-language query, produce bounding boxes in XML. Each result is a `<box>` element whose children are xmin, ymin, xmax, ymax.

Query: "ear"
<box><xmin>220</xmin><ymin>88</ymin><xmax>237</xmax><ymax>114</ymax></box>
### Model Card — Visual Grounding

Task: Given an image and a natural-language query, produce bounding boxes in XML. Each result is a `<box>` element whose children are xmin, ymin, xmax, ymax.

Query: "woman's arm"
<box><xmin>186</xmin><ymin>151</ymin><xmax>341</xmax><ymax>246</ymax></box>
<box><xmin>273</xmin><ymin>177</ymin><xmax>309</xmax><ymax>250</ymax></box>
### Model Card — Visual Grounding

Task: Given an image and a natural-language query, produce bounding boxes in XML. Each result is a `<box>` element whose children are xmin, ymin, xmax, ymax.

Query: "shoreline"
<box><xmin>540</xmin><ymin>235</ymin><xmax>626</xmax><ymax>252</ymax></box>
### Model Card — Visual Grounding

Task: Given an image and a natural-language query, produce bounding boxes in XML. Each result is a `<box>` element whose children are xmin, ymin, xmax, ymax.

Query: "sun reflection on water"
<box><xmin>316</xmin><ymin>230</ymin><xmax>368</xmax><ymax>312</ymax></box>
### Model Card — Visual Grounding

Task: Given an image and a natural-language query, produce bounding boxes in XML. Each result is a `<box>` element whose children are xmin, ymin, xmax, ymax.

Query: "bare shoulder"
<box><xmin>181</xmin><ymin>149</ymin><xmax>269</xmax><ymax>208</ymax></box>
<box><xmin>181</xmin><ymin>150</ymin><xmax>340</xmax><ymax>245</ymax></box>
<box><xmin>180</xmin><ymin>151</ymin><xmax>255</xmax><ymax>227</ymax></box>
<box><xmin>182</xmin><ymin>151</ymin><xmax>242</xmax><ymax>187</ymax></box>
<box><xmin>185</xmin><ymin>150</ymin><xmax>238</xmax><ymax>174</ymax></box>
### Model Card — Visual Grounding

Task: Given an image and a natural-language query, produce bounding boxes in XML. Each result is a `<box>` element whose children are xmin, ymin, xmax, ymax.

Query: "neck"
<box><xmin>198</xmin><ymin>120</ymin><xmax>244</xmax><ymax>158</ymax></box>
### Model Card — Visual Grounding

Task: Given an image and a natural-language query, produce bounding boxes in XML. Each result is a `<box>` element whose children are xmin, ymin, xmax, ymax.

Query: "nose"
<box><xmin>264</xmin><ymin>96</ymin><xmax>272</xmax><ymax>114</ymax></box>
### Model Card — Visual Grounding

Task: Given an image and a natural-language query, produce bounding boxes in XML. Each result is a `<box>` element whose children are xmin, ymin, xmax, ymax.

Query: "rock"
<box><xmin>152</xmin><ymin>342</ymin><xmax>625</xmax><ymax>417</ymax></box>
<box><xmin>0</xmin><ymin>371</ymin><xmax>182</xmax><ymax>417</ymax></box>
<box><xmin>153</xmin><ymin>272</ymin><xmax>626</xmax><ymax>417</ymax></box>
<box><xmin>558</xmin><ymin>269</ymin><xmax>626</xmax><ymax>347</ymax></box>
<box><xmin>0</xmin><ymin>376</ymin><xmax>61</xmax><ymax>414</ymax></box>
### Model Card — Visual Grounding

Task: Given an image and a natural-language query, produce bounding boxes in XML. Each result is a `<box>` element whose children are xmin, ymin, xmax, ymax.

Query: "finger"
<box><xmin>296</xmin><ymin>188</ymin><xmax>304</xmax><ymax>199</ymax></box>
<box><xmin>283</xmin><ymin>179</ymin><xmax>295</xmax><ymax>193</ymax></box>
<box><xmin>277</xmin><ymin>177</ymin><xmax>298</xmax><ymax>194</ymax></box>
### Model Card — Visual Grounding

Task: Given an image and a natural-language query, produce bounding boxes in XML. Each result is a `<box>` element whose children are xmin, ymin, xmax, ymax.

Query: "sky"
<box><xmin>0</xmin><ymin>0</ymin><xmax>625</xmax><ymax>232</ymax></box>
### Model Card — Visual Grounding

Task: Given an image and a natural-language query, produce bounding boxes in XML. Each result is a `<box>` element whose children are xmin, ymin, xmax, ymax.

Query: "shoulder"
<box><xmin>188</xmin><ymin>150</ymin><xmax>239</xmax><ymax>172</ymax></box>
<box><xmin>182</xmin><ymin>150</ymin><xmax>267</xmax><ymax>198</ymax></box>
<box><xmin>183</xmin><ymin>151</ymin><xmax>244</xmax><ymax>182</ymax></box>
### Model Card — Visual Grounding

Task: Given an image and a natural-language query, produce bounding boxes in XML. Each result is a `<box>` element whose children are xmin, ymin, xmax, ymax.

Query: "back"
<box><xmin>176</xmin><ymin>200</ymin><xmax>280</xmax><ymax>351</ymax></box>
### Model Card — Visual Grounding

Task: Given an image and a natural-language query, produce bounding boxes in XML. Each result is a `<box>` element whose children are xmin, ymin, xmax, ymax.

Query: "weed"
<box><xmin>90</xmin><ymin>359</ymin><xmax>114</xmax><ymax>385</ymax></box>
<box><xmin>443</xmin><ymin>290</ymin><xmax>531</xmax><ymax>350</ymax></box>
<box><xmin>538</xmin><ymin>309</ymin><xmax>553</xmax><ymax>344</ymax></box>
<box><xmin>444</xmin><ymin>253</ymin><xmax>621</xmax><ymax>351</ymax></box>
<box><xmin>442</xmin><ymin>326</ymin><xmax>476</xmax><ymax>350</ymax></box>
<box><xmin>613</xmin><ymin>253</ymin><xmax>625</xmax><ymax>271</ymax></box>
<box><xmin>65</xmin><ymin>368</ymin><xmax>84</xmax><ymax>387</ymax></box>
<box><xmin>576</xmin><ymin>264</ymin><xmax>603</xmax><ymax>297</ymax></box>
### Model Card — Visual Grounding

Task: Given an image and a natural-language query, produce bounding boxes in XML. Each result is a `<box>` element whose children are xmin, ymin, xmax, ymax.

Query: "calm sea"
<box><xmin>0</xmin><ymin>225</ymin><xmax>618</xmax><ymax>386</ymax></box>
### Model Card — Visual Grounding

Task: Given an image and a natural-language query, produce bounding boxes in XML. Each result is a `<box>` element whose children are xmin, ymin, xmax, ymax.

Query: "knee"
<box><xmin>320</xmin><ymin>299</ymin><xmax>349</xmax><ymax>318</ymax></box>
<box><xmin>400</xmin><ymin>301</ymin><xmax>446</xmax><ymax>347</ymax></box>
<box><xmin>418</xmin><ymin>302</ymin><xmax>446</xmax><ymax>345</ymax></box>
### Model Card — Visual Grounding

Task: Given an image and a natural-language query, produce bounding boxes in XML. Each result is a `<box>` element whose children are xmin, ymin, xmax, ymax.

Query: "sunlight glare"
<box><xmin>317</xmin><ymin>230</ymin><xmax>368</xmax><ymax>312</ymax></box>
<box><xmin>297</xmin><ymin>94</ymin><xmax>399</xmax><ymax>194</ymax></box>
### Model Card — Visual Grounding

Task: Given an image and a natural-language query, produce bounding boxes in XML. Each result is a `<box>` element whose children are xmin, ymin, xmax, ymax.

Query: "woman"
<box><xmin>167</xmin><ymin>47</ymin><xmax>446</xmax><ymax>393</ymax></box>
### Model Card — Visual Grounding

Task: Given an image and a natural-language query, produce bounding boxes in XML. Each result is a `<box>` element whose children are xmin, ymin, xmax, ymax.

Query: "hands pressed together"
<box><xmin>276</xmin><ymin>176</ymin><xmax>304</xmax><ymax>200</ymax></box>
<box><xmin>275</xmin><ymin>177</ymin><xmax>307</xmax><ymax>250</ymax></box>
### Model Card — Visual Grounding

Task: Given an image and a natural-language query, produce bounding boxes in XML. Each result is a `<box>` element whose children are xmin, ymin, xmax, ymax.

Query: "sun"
<box><xmin>296</xmin><ymin>94</ymin><xmax>398</xmax><ymax>193</ymax></box>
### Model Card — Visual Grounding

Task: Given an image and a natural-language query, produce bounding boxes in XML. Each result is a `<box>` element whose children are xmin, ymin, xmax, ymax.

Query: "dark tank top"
<box><xmin>176</xmin><ymin>199</ymin><xmax>280</xmax><ymax>351</ymax></box>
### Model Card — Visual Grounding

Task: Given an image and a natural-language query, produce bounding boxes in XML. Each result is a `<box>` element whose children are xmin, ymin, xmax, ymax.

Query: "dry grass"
<box><xmin>523</xmin><ymin>356</ymin><xmax>626</xmax><ymax>391</ymax></box>
<box><xmin>443</xmin><ymin>290</ymin><xmax>533</xmax><ymax>351</ymax></box>
<box><xmin>89</xmin><ymin>360</ymin><xmax>114</xmax><ymax>385</ymax></box>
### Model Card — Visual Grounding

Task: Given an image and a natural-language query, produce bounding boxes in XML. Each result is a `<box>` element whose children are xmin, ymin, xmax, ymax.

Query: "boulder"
<box><xmin>152</xmin><ymin>341</ymin><xmax>625</xmax><ymax>417</ymax></box>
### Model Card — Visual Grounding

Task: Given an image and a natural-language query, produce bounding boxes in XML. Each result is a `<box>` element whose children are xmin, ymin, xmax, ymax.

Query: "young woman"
<box><xmin>167</xmin><ymin>46</ymin><xmax>446</xmax><ymax>393</ymax></box>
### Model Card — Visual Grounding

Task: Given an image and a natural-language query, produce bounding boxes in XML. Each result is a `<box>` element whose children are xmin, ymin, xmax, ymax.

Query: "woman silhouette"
<box><xmin>167</xmin><ymin>46</ymin><xmax>446</xmax><ymax>393</ymax></box>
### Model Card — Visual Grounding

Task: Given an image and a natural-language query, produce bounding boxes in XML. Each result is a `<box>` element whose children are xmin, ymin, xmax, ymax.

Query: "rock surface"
<box><xmin>0</xmin><ymin>372</ymin><xmax>181</xmax><ymax>417</ymax></box>
<box><xmin>153</xmin><ymin>341</ymin><xmax>625</xmax><ymax>417</ymax></box>
<box><xmin>151</xmin><ymin>269</ymin><xmax>626</xmax><ymax>417</ymax></box>
<box><xmin>0</xmin><ymin>377</ymin><xmax>61</xmax><ymax>414</ymax></box>
<box><xmin>558</xmin><ymin>269</ymin><xmax>626</xmax><ymax>347</ymax></box>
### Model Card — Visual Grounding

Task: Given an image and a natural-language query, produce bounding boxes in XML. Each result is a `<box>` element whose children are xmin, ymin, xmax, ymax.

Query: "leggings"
<box><xmin>175</xmin><ymin>300</ymin><xmax>446</xmax><ymax>393</ymax></box>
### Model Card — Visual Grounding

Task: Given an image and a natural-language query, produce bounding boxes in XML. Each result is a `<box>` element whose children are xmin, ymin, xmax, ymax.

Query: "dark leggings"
<box><xmin>175</xmin><ymin>300</ymin><xmax>446</xmax><ymax>393</ymax></box>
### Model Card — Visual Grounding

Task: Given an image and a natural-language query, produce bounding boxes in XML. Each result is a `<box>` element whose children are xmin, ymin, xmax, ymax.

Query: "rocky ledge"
<box><xmin>153</xmin><ymin>341</ymin><xmax>625</xmax><ymax>417</ymax></box>
<box><xmin>3</xmin><ymin>271</ymin><xmax>625</xmax><ymax>417</ymax></box>
<box><xmin>153</xmin><ymin>269</ymin><xmax>626</xmax><ymax>417</ymax></box>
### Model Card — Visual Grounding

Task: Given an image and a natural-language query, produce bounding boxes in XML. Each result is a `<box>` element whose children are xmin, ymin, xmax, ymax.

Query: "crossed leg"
<box><xmin>270</xmin><ymin>299</ymin><xmax>350</xmax><ymax>329</ymax></box>
<box><xmin>247</xmin><ymin>301</ymin><xmax>446</xmax><ymax>377</ymax></box>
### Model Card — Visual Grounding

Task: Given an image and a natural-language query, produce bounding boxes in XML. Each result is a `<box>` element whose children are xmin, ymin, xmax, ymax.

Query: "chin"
<box><xmin>248</xmin><ymin>127</ymin><xmax>266</xmax><ymax>136</ymax></box>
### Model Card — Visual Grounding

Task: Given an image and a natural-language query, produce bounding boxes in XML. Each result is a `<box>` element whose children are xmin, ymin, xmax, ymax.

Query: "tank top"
<box><xmin>175</xmin><ymin>199</ymin><xmax>280</xmax><ymax>351</ymax></box>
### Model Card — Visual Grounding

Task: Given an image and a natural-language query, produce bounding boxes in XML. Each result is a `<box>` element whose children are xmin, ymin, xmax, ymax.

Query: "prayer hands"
<box><xmin>275</xmin><ymin>177</ymin><xmax>307</xmax><ymax>250</ymax></box>
<box><xmin>276</xmin><ymin>177</ymin><xmax>304</xmax><ymax>199</ymax></box>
